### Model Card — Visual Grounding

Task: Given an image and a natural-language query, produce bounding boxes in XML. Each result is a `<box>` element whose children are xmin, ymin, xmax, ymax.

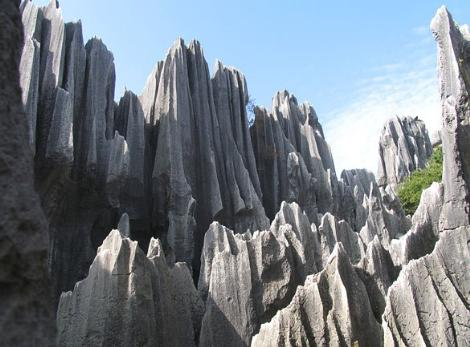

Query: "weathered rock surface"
<box><xmin>317</xmin><ymin>212</ymin><xmax>364</xmax><ymax>266</ymax></box>
<box><xmin>432</xmin><ymin>6</ymin><xmax>470</xmax><ymax>229</ymax></box>
<box><xmin>57</xmin><ymin>226</ymin><xmax>204</xmax><ymax>347</ymax></box>
<box><xmin>252</xmin><ymin>243</ymin><xmax>383</xmax><ymax>347</ymax></box>
<box><xmin>430</xmin><ymin>129</ymin><xmax>442</xmax><ymax>147</ymax></box>
<box><xmin>250</xmin><ymin>92</ymin><xmax>336</xmax><ymax>224</ymax></box>
<box><xmin>389</xmin><ymin>182</ymin><xmax>444</xmax><ymax>266</ymax></box>
<box><xmin>377</xmin><ymin>116</ymin><xmax>433</xmax><ymax>191</ymax></box>
<box><xmin>139</xmin><ymin>39</ymin><xmax>269</xmax><ymax>267</ymax></box>
<box><xmin>19</xmin><ymin>0</ymin><xmax>42</xmax><ymax>151</ymax></box>
<box><xmin>356</xmin><ymin>237</ymin><xmax>399</xmax><ymax>323</ymax></box>
<box><xmin>0</xmin><ymin>0</ymin><xmax>55</xmax><ymax>344</ymax></box>
<box><xmin>198</xmin><ymin>202</ymin><xmax>318</xmax><ymax>346</ymax></box>
<box><xmin>383</xmin><ymin>227</ymin><xmax>470</xmax><ymax>346</ymax></box>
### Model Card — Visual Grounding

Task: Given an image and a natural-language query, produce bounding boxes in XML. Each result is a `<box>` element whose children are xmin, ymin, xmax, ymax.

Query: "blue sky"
<box><xmin>36</xmin><ymin>0</ymin><xmax>470</xmax><ymax>173</ymax></box>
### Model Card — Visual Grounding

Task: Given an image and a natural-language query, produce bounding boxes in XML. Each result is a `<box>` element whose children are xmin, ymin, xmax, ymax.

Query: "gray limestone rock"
<box><xmin>36</xmin><ymin>0</ymin><xmax>66</xmax><ymax>160</ymax></box>
<box><xmin>211</xmin><ymin>60</ymin><xmax>262</xmax><ymax>199</ymax></box>
<box><xmin>114</xmin><ymin>91</ymin><xmax>145</xmax><ymax>218</ymax></box>
<box><xmin>198</xmin><ymin>202</ymin><xmax>319</xmax><ymax>346</ymax></box>
<box><xmin>19</xmin><ymin>0</ymin><xmax>42</xmax><ymax>150</ymax></box>
<box><xmin>140</xmin><ymin>39</ymin><xmax>268</xmax><ymax>265</ymax></box>
<box><xmin>382</xmin><ymin>227</ymin><xmax>470</xmax><ymax>346</ymax></box>
<box><xmin>252</xmin><ymin>243</ymin><xmax>383</xmax><ymax>347</ymax></box>
<box><xmin>431</xmin><ymin>7</ymin><xmax>470</xmax><ymax>229</ymax></box>
<box><xmin>389</xmin><ymin>182</ymin><xmax>444</xmax><ymax>266</ymax></box>
<box><xmin>63</xmin><ymin>20</ymin><xmax>86</xmax><ymax>171</ymax></box>
<box><xmin>57</xmin><ymin>229</ymin><xmax>203</xmax><ymax>347</ymax></box>
<box><xmin>338</xmin><ymin>169</ymin><xmax>410</xmax><ymax>236</ymax></box>
<box><xmin>105</xmin><ymin>131</ymin><xmax>130</xmax><ymax>207</ymax></box>
<box><xmin>0</xmin><ymin>0</ymin><xmax>55</xmax><ymax>344</ymax></box>
<box><xmin>80</xmin><ymin>37</ymin><xmax>116</xmax><ymax>181</ymax></box>
<box><xmin>9</xmin><ymin>2</ymin><xmax>470</xmax><ymax>345</ymax></box>
<box><xmin>377</xmin><ymin>116</ymin><xmax>433</xmax><ymax>191</ymax></box>
<box><xmin>356</xmin><ymin>237</ymin><xmax>399</xmax><ymax>323</ymax></box>
<box><xmin>430</xmin><ymin>129</ymin><xmax>442</xmax><ymax>147</ymax></box>
<box><xmin>359</xmin><ymin>181</ymin><xmax>410</xmax><ymax>247</ymax></box>
<box><xmin>250</xmin><ymin>102</ymin><xmax>325</xmax><ymax>224</ymax></box>
<box><xmin>318</xmin><ymin>212</ymin><xmax>364</xmax><ymax>266</ymax></box>
<box><xmin>45</xmin><ymin>87</ymin><xmax>73</xmax><ymax>163</ymax></box>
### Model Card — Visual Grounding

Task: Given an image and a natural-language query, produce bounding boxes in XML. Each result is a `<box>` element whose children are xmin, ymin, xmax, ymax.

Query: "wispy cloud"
<box><xmin>324</xmin><ymin>50</ymin><xmax>441</xmax><ymax>175</ymax></box>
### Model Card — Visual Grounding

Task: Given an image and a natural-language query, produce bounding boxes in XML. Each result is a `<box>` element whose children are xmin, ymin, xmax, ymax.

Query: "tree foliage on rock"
<box><xmin>398</xmin><ymin>146</ymin><xmax>443</xmax><ymax>215</ymax></box>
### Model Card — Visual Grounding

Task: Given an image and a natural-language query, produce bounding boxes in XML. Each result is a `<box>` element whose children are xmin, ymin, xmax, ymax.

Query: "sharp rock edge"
<box><xmin>56</xmin><ymin>226</ymin><xmax>204</xmax><ymax>347</ymax></box>
<box><xmin>377</xmin><ymin>115</ymin><xmax>433</xmax><ymax>192</ymax></box>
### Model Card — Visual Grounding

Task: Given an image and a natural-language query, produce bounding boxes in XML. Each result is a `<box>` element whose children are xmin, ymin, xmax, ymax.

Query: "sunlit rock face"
<box><xmin>57</xmin><ymin>227</ymin><xmax>204</xmax><ymax>347</ymax></box>
<box><xmin>377</xmin><ymin>115</ymin><xmax>433</xmax><ymax>192</ymax></box>
<box><xmin>8</xmin><ymin>1</ymin><xmax>470</xmax><ymax>346</ymax></box>
<box><xmin>431</xmin><ymin>6</ymin><xmax>470</xmax><ymax>230</ymax></box>
<box><xmin>383</xmin><ymin>227</ymin><xmax>470</xmax><ymax>346</ymax></box>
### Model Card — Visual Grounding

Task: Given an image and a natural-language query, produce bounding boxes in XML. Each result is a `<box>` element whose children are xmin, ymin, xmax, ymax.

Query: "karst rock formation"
<box><xmin>0</xmin><ymin>0</ymin><xmax>469</xmax><ymax>346</ymax></box>
<box><xmin>377</xmin><ymin>115</ymin><xmax>433</xmax><ymax>192</ymax></box>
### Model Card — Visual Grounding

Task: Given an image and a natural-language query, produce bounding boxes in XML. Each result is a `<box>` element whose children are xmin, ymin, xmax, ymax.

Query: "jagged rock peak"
<box><xmin>251</xmin><ymin>90</ymin><xmax>337</xmax><ymax>224</ymax></box>
<box><xmin>431</xmin><ymin>6</ymin><xmax>470</xmax><ymax>229</ymax></box>
<box><xmin>383</xmin><ymin>226</ymin><xmax>470</xmax><ymax>346</ymax></box>
<box><xmin>252</xmin><ymin>243</ymin><xmax>383</xmax><ymax>347</ymax></box>
<box><xmin>57</xmin><ymin>228</ymin><xmax>204</xmax><ymax>347</ymax></box>
<box><xmin>139</xmin><ymin>37</ymin><xmax>269</xmax><ymax>266</ymax></box>
<box><xmin>198</xmin><ymin>201</ymin><xmax>321</xmax><ymax>346</ymax></box>
<box><xmin>377</xmin><ymin>115</ymin><xmax>433</xmax><ymax>191</ymax></box>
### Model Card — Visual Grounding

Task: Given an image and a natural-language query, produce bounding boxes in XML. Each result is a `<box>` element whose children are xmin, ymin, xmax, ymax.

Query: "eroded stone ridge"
<box><xmin>383</xmin><ymin>227</ymin><xmax>470</xmax><ymax>346</ymax></box>
<box><xmin>377</xmin><ymin>115</ymin><xmax>433</xmax><ymax>191</ymax></box>
<box><xmin>431</xmin><ymin>6</ymin><xmax>470</xmax><ymax>229</ymax></box>
<box><xmin>252</xmin><ymin>243</ymin><xmax>383</xmax><ymax>347</ymax></box>
<box><xmin>57</xmin><ymin>226</ymin><xmax>204</xmax><ymax>347</ymax></box>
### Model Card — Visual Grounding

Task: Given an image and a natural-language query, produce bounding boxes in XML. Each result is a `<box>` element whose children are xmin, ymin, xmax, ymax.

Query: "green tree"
<box><xmin>397</xmin><ymin>146</ymin><xmax>443</xmax><ymax>215</ymax></box>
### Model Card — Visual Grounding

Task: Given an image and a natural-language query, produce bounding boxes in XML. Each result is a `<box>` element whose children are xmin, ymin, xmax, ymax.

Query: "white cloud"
<box><xmin>324</xmin><ymin>54</ymin><xmax>441</xmax><ymax>175</ymax></box>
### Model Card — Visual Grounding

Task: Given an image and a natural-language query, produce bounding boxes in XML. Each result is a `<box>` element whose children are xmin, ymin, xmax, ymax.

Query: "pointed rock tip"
<box><xmin>147</xmin><ymin>238</ymin><xmax>164</xmax><ymax>258</ymax></box>
<box><xmin>330</xmin><ymin>241</ymin><xmax>348</xmax><ymax>261</ymax></box>
<box><xmin>117</xmin><ymin>213</ymin><xmax>130</xmax><ymax>237</ymax></box>
<box><xmin>431</xmin><ymin>6</ymin><xmax>451</xmax><ymax>33</ymax></box>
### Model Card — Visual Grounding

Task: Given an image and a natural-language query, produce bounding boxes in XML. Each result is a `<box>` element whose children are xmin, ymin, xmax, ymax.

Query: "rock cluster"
<box><xmin>4</xmin><ymin>1</ymin><xmax>469</xmax><ymax>346</ymax></box>
<box><xmin>377</xmin><ymin>115</ymin><xmax>433</xmax><ymax>191</ymax></box>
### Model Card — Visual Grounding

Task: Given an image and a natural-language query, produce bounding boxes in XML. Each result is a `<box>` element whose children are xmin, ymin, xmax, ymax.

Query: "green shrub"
<box><xmin>397</xmin><ymin>146</ymin><xmax>443</xmax><ymax>215</ymax></box>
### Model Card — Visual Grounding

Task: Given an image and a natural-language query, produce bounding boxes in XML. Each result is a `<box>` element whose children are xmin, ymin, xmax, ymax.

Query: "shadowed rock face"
<box><xmin>8</xmin><ymin>1</ymin><xmax>470</xmax><ymax>346</ymax></box>
<box><xmin>139</xmin><ymin>41</ymin><xmax>269</xmax><ymax>268</ymax></box>
<box><xmin>0</xmin><ymin>0</ymin><xmax>55</xmax><ymax>345</ymax></box>
<box><xmin>377</xmin><ymin>115</ymin><xmax>433</xmax><ymax>191</ymax></box>
<box><xmin>250</xmin><ymin>92</ymin><xmax>337</xmax><ymax>224</ymax></box>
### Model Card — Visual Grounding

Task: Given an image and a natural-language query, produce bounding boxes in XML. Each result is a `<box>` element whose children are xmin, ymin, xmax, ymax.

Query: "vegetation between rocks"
<box><xmin>398</xmin><ymin>146</ymin><xmax>443</xmax><ymax>215</ymax></box>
